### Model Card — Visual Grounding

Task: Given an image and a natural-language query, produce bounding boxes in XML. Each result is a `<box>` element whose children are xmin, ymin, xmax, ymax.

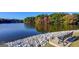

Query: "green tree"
<box><xmin>49</xmin><ymin>12</ymin><xmax>67</xmax><ymax>24</ymax></box>
<box><xmin>24</xmin><ymin>17</ymin><xmax>35</xmax><ymax>24</ymax></box>
<box><xmin>63</xmin><ymin>14</ymin><xmax>78</xmax><ymax>24</ymax></box>
<box><xmin>73</xmin><ymin>13</ymin><xmax>79</xmax><ymax>21</ymax></box>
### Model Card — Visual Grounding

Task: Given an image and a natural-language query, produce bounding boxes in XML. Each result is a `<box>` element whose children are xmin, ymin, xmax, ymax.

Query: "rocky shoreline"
<box><xmin>4</xmin><ymin>30</ymin><xmax>79</xmax><ymax>47</ymax></box>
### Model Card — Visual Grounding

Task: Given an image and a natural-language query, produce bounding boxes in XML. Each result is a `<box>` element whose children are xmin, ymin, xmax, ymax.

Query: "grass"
<box><xmin>69</xmin><ymin>31</ymin><xmax>79</xmax><ymax>47</ymax></box>
<box><xmin>70</xmin><ymin>40</ymin><xmax>79</xmax><ymax>47</ymax></box>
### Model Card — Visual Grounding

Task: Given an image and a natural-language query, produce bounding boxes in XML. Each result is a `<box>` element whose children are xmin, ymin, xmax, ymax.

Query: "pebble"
<box><xmin>5</xmin><ymin>30</ymin><xmax>76</xmax><ymax>47</ymax></box>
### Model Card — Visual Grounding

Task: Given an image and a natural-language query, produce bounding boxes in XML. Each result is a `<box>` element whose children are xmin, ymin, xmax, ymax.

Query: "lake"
<box><xmin>0</xmin><ymin>23</ymin><xmax>79</xmax><ymax>43</ymax></box>
<box><xmin>0</xmin><ymin>23</ymin><xmax>41</xmax><ymax>43</ymax></box>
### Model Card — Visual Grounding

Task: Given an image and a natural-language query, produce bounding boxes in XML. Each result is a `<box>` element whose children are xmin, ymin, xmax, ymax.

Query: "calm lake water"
<box><xmin>0</xmin><ymin>23</ymin><xmax>41</xmax><ymax>43</ymax></box>
<box><xmin>0</xmin><ymin>23</ymin><xmax>79</xmax><ymax>43</ymax></box>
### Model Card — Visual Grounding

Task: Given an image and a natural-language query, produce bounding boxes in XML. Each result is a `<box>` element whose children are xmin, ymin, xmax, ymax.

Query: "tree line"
<box><xmin>0</xmin><ymin>18</ymin><xmax>23</xmax><ymax>23</ymax></box>
<box><xmin>23</xmin><ymin>12</ymin><xmax>79</xmax><ymax>25</ymax></box>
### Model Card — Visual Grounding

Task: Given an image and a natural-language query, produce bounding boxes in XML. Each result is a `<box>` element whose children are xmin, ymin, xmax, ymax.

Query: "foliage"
<box><xmin>49</xmin><ymin>12</ymin><xmax>67</xmax><ymax>24</ymax></box>
<box><xmin>63</xmin><ymin>14</ymin><xmax>78</xmax><ymax>24</ymax></box>
<box><xmin>24</xmin><ymin>17</ymin><xmax>35</xmax><ymax>24</ymax></box>
<box><xmin>23</xmin><ymin>12</ymin><xmax>79</xmax><ymax>25</ymax></box>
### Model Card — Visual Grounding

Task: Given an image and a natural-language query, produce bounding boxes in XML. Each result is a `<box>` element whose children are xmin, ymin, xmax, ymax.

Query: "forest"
<box><xmin>0</xmin><ymin>18</ymin><xmax>23</xmax><ymax>23</ymax></box>
<box><xmin>24</xmin><ymin>12</ymin><xmax>79</xmax><ymax>25</ymax></box>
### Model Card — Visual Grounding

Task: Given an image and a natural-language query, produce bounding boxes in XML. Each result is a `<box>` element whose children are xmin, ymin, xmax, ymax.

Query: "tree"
<box><xmin>35</xmin><ymin>14</ymin><xmax>49</xmax><ymax>24</ymax></box>
<box><xmin>49</xmin><ymin>12</ymin><xmax>67</xmax><ymax>24</ymax></box>
<box><xmin>73</xmin><ymin>13</ymin><xmax>79</xmax><ymax>21</ymax></box>
<box><xmin>63</xmin><ymin>14</ymin><xmax>78</xmax><ymax>24</ymax></box>
<box><xmin>24</xmin><ymin>17</ymin><xmax>35</xmax><ymax>24</ymax></box>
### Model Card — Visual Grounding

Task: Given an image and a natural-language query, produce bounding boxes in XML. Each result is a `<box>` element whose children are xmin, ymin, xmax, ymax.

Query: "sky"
<box><xmin>0</xmin><ymin>12</ymin><xmax>79</xmax><ymax>20</ymax></box>
<box><xmin>0</xmin><ymin>12</ymin><xmax>53</xmax><ymax>20</ymax></box>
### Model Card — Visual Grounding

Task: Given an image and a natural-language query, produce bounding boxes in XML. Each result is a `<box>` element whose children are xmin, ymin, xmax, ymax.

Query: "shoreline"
<box><xmin>4</xmin><ymin>30</ymin><xmax>79</xmax><ymax>47</ymax></box>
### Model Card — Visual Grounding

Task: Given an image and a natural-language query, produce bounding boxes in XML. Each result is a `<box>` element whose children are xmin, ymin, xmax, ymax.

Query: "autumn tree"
<box><xmin>63</xmin><ymin>14</ymin><xmax>78</xmax><ymax>24</ymax></box>
<box><xmin>35</xmin><ymin>14</ymin><xmax>49</xmax><ymax>24</ymax></box>
<box><xmin>49</xmin><ymin>12</ymin><xmax>67</xmax><ymax>24</ymax></box>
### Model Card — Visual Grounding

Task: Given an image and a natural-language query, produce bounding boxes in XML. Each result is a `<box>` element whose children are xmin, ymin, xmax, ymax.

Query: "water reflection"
<box><xmin>24</xmin><ymin>23</ymin><xmax>35</xmax><ymax>29</ymax></box>
<box><xmin>35</xmin><ymin>23</ymin><xmax>79</xmax><ymax>32</ymax></box>
<box><xmin>0</xmin><ymin>23</ymin><xmax>79</xmax><ymax>43</ymax></box>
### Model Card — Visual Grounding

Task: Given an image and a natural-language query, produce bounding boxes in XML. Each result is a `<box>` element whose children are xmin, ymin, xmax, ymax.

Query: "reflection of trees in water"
<box><xmin>35</xmin><ymin>23</ymin><xmax>49</xmax><ymax>32</ymax></box>
<box><xmin>24</xmin><ymin>23</ymin><xmax>35</xmax><ymax>29</ymax></box>
<box><xmin>24</xmin><ymin>23</ymin><xmax>79</xmax><ymax>32</ymax></box>
<box><xmin>62</xmin><ymin>24</ymin><xmax>79</xmax><ymax>31</ymax></box>
<box><xmin>35</xmin><ymin>23</ymin><xmax>79</xmax><ymax>32</ymax></box>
